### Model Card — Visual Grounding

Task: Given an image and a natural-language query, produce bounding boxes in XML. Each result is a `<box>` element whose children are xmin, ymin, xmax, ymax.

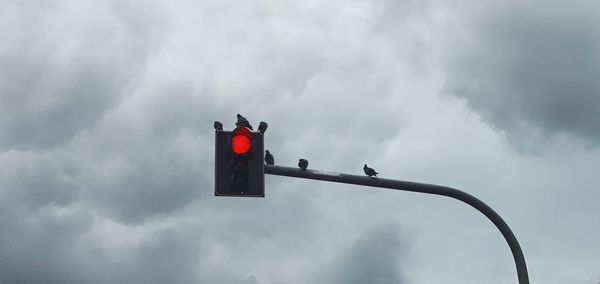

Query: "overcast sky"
<box><xmin>1</xmin><ymin>0</ymin><xmax>599</xmax><ymax>283</ymax></box>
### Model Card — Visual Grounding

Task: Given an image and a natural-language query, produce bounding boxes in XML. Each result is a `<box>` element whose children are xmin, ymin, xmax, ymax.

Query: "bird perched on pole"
<box><xmin>213</xmin><ymin>121</ymin><xmax>223</xmax><ymax>131</ymax></box>
<box><xmin>298</xmin><ymin>159</ymin><xmax>308</xmax><ymax>171</ymax></box>
<box><xmin>236</xmin><ymin>114</ymin><xmax>253</xmax><ymax>130</ymax></box>
<box><xmin>264</xmin><ymin>150</ymin><xmax>274</xmax><ymax>165</ymax></box>
<box><xmin>258</xmin><ymin>121</ymin><xmax>268</xmax><ymax>134</ymax></box>
<box><xmin>363</xmin><ymin>164</ymin><xmax>378</xmax><ymax>177</ymax></box>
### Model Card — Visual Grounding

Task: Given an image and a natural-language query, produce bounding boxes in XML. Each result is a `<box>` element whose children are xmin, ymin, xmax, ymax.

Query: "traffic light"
<box><xmin>214</xmin><ymin>126</ymin><xmax>265</xmax><ymax>197</ymax></box>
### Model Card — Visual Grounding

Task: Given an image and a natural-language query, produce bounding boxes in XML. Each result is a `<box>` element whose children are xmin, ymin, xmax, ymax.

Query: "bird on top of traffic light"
<box><xmin>298</xmin><ymin>159</ymin><xmax>308</xmax><ymax>171</ymax></box>
<box><xmin>214</xmin><ymin>121</ymin><xmax>223</xmax><ymax>131</ymax></box>
<box><xmin>236</xmin><ymin>114</ymin><xmax>253</xmax><ymax>130</ymax></box>
<box><xmin>363</xmin><ymin>164</ymin><xmax>378</xmax><ymax>177</ymax></box>
<box><xmin>265</xmin><ymin>150</ymin><xmax>274</xmax><ymax>165</ymax></box>
<box><xmin>258</xmin><ymin>121</ymin><xmax>268</xmax><ymax>134</ymax></box>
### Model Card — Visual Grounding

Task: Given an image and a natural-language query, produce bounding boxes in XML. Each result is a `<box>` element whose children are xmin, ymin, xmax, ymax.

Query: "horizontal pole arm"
<box><xmin>264</xmin><ymin>164</ymin><xmax>529</xmax><ymax>284</ymax></box>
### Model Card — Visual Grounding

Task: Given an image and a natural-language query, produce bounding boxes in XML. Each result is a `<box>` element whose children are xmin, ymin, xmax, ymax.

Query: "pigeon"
<box><xmin>236</xmin><ymin>114</ymin><xmax>253</xmax><ymax>130</ymax></box>
<box><xmin>264</xmin><ymin>150</ymin><xmax>274</xmax><ymax>165</ymax></box>
<box><xmin>298</xmin><ymin>159</ymin><xmax>308</xmax><ymax>171</ymax></box>
<box><xmin>258</xmin><ymin>121</ymin><xmax>268</xmax><ymax>134</ymax></box>
<box><xmin>213</xmin><ymin>121</ymin><xmax>223</xmax><ymax>131</ymax></box>
<box><xmin>363</xmin><ymin>164</ymin><xmax>378</xmax><ymax>177</ymax></box>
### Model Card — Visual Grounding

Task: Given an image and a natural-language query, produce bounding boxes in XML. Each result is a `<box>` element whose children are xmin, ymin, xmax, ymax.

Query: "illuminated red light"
<box><xmin>231</xmin><ymin>127</ymin><xmax>252</xmax><ymax>154</ymax></box>
<box><xmin>232</xmin><ymin>134</ymin><xmax>251</xmax><ymax>154</ymax></box>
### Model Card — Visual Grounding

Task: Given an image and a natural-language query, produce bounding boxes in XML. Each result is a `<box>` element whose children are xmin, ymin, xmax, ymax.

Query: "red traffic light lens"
<box><xmin>232</xmin><ymin>134</ymin><xmax>251</xmax><ymax>154</ymax></box>
<box><xmin>231</xmin><ymin>126</ymin><xmax>252</xmax><ymax>154</ymax></box>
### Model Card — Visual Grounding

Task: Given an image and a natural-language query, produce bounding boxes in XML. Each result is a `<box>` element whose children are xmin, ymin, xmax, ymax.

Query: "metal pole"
<box><xmin>264</xmin><ymin>165</ymin><xmax>529</xmax><ymax>284</ymax></box>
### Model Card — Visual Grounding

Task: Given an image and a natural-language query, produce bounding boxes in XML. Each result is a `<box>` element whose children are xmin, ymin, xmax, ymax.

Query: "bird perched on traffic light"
<box><xmin>265</xmin><ymin>150</ymin><xmax>274</xmax><ymax>165</ymax></box>
<box><xmin>363</xmin><ymin>164</ymin><xmax>378</xmax><ymax>177</ymax></box>
<box><xmin>298</xmin><ymin>159</ymin><xmax>308</xmax><ymax>171</ymax></box>
<box><xmin>258</xmin><ymin>121</ymin><xmax>268</xmax><ymax>134</ymax></box>
<box><xmin>213</xmin><ymin>121</ymin><xmax>223</xmax><ymax>131</ymax></box>
<box><xmin>236</xmin><ymin>114</ymin><xmax>253</xmax><ymax>130</ymax></box>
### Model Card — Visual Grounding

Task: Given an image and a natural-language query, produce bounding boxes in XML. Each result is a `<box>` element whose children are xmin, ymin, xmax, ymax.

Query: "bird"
<box><xmin>213</xmin><ymin>121</ymin><xmax>223</xmax><ymax>131</ymax></box>
<box><xmin>363</xmin><ymin>164</ymin><xmax>378</xmax><ymax>177</ymax></box>
<box><xmin>264</xmin><ymin>150</ymin><xmax>274</xmax><ymax>165</ymax></box>
<box><xmin>258</xmin><ymin>121</ymin><xmax>268</xmax><ymax>134</ymax></box>
<box><xmin>298</xmin><ymin>159</ymin><xmax>308</xmax><ymax>171</ymax></box>
<box><xmin>236</xmin><ymin>114</ymin><xmax>253</xmax><ymax>130</ymax></box>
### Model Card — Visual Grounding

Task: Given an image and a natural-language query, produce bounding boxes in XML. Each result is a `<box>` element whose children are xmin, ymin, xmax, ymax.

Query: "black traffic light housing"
<box><xmin>214</xmin><ymin>127</ymin><xmax>264</xmax><ymax>197</ymax></box>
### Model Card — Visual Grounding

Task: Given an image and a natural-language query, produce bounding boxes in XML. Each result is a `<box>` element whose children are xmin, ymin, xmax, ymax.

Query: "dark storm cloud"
<box><xmin>74</xmin><ymin>84</ymin><xmax>219</xmax><ymax>223</ymax></box>
<box><xmin>0</xmin><ymin>203</ymin><xmax>205</xmax><ymax>283</ymax></box>
<box><xmin>7</xmin><ymin>0</ymin><xmax>600</xmax><ymax>283</ymax></box>
<box><xmin>0</xmin><ymin>1</ymin><xmax>209</xmax><ymax>282</ymax></box>
<box><xmin>0</xmin><ymin>0</ymin><xmax>192</xmax><ymax>222</ymax></box>
<box><xmin>0</xmin><ymin>151</ymin><xmax>78</xmax><ymax>209</ymax></box>
<box><xmin>443</xmin><ymin>1</ymin><xmax>600</xmax><ymax>150</ymax></box>
<box><xmin>0</xmin><ymin>1</ymin><xmax>164</xmax><ymax>150</ymax></box>
<box><xmin>0</xmin><ymin>0</ymin><xmax>328</xmax><ymax>278</ymax></box>
<box><xmin>320</xmin><ymin>226</ymin><xmax>410</xmax><ymax>284</ymax></box>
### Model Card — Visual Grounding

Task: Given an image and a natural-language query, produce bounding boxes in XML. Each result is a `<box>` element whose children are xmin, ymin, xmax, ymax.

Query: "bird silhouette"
<box><xmin>265</xmin><ymin>150</ymin><xmax>274</xmax><ymax>165</ymax></box>
<box><xmin>213</xmin><ymin>121</ymin><xmax>223</xmax><ymax>131</ymax></box>
<box><xmin>236</xmin><ymin>114</ymin><xmax>253</xmax><ymax>130</ymax></box>
<box><xmin>258</xmin><ymin>121</ymin><xmax>268</xmax><ymax>134</ymax></box>
<box><xmin>363</xmin><ymin>164</ymin><xmax>378</xmax><ymax>177</ymax></box>
<box><xmin>298</xmin><ymin>159</ymin><xmax>308</xmax><ymax>171</ymax></box>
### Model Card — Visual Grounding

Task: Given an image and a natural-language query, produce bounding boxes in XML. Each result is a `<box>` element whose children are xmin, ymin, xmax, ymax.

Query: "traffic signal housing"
<box><xmin>214</xmin><ymin>127</ymin><xmax>264</xmax><ymax>197</ymax></box>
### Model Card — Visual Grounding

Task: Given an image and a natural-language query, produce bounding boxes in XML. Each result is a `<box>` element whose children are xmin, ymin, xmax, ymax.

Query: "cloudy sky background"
<box><xmin>1</xmin><ymin>0</ymin><xmax>599</xmax><ymax>283</ymax></box>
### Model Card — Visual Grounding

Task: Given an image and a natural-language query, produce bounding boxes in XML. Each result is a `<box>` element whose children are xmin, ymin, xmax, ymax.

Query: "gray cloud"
<box><xmin>0</xmin><ymin>1</ymin><xmax>165</xmax><ymax>150</ymax></box>
<box><xmin>321</xmin><ymin>226</ymin><xmax>410</xmax><ymax>284</ymax></box>
<box><xmin>72</xmin><ymin>85</ymin><xmax>218</xmax><ymax>223</ymax></box>
<box><xmin>2</xmin><ymin>0</ymin><xmax>600</xmax><ymax>283</ymax></box>
<box><xmin>0</xmin><ymin>204</ymin><xmax>204</xmax><ymax>284</ymax></box>
<box><xmin>443</xmin><ymin>1</ymin><xmax>600</xmax><ymax>151</ymax></box>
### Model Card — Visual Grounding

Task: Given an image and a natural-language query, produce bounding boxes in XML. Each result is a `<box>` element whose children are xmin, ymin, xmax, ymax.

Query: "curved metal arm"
<box><xmin>264</xmin><ymin>165</ymin><xmax>529</xmax><ymax>284</ymax></box>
